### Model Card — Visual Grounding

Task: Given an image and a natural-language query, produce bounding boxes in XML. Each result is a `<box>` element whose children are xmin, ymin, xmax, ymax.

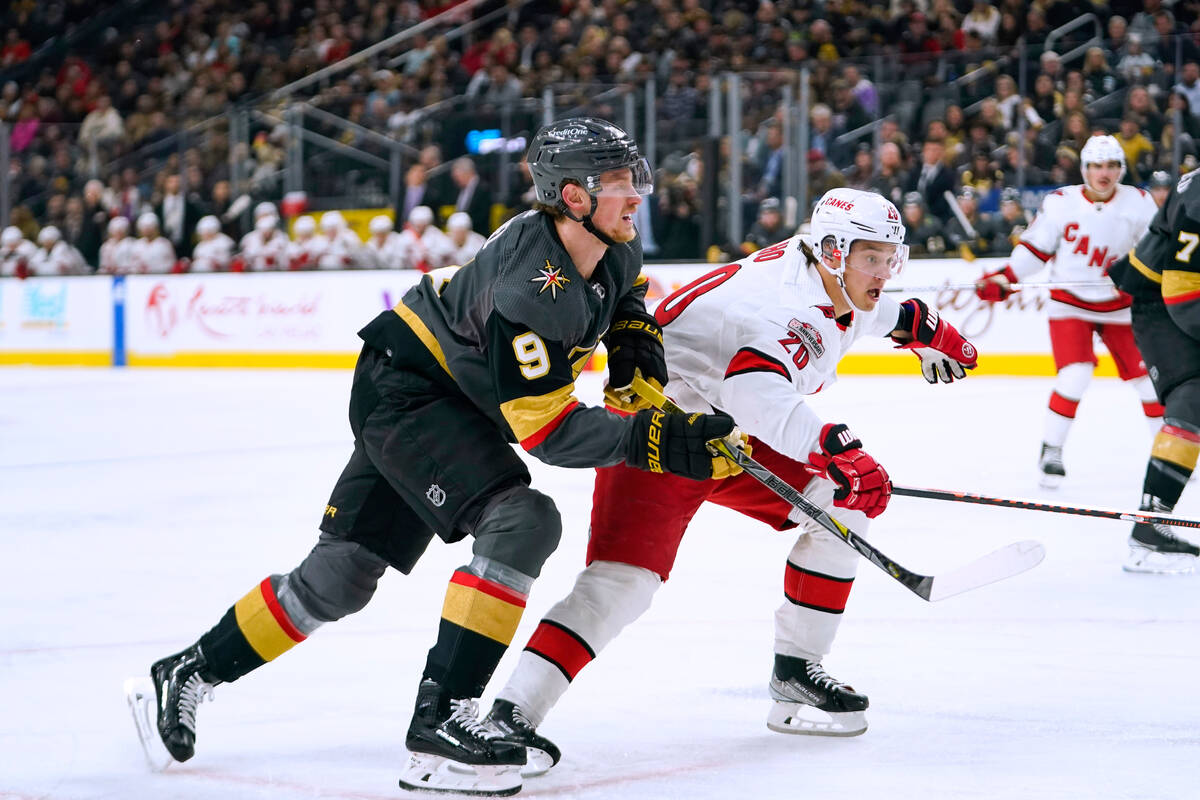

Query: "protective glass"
<box><xmin>845</xmin><ymin>241</ymin><xmax>910</xmax><ymax>279</ymax></box>
<box><xmin>586</xmin><ymin>157</ymin><xmax>655</xmax><ymax>198</ymax></box>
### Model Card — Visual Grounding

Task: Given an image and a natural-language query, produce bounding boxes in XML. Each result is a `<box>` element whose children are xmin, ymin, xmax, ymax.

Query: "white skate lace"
<box><xmin>804</xmin><ymin>662</ymin><xmax>849</xmax><ymax>692</ymax></box>
<box><xmin>177</xmin><ymin>673</ymin><xmax>215</xmax><ymax>733</ymax></box>
<box><xmin>447</xmin><ymin>698</ymin><xmax>497</xmax><ymax>740</ymax></box>
<box><xmin>508</xmin><ymin>704</ymin><xmax>536</xmax><ymax>732</ymax></box>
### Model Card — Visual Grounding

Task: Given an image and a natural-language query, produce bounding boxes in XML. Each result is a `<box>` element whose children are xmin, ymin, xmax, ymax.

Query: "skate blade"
<box><xmin>123</xmin><ymin>677</ymin><xmax>174</xmax><ymax>772</ymax></box>
<box><xmin>519</xmin><ymin>747</ymin><xmax>555</xmax><ymax>778</ymax></box>
<box><xmin>1122</xmin><ymin>546</ymin><xmax>1197</xmax><ymax>575</ymax></box>
<box><xmin>1037</xmin><ymin>472</ymin><xmax>1063</xmax><ymax>490</ymax></box>
<box><xmin>766</xmin><ymin>702</ymin><xmax>867</xmax><ymax>737</ymax></box>
<box><xmin>398</xmin><ymin>752</ymin><xmax>522</xmax><ymax>797</ymax></box>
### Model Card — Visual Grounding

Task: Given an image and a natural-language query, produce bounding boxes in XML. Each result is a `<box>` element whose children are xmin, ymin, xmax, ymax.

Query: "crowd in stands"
<box><xmin>3</xmin><ymin>0</ymin><xmax>1200</xmax><ymax>271</ymax></box>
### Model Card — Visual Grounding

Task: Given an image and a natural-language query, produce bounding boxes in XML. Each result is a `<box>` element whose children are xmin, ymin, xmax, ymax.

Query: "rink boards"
<box><xmin>0</xmin><ymin>257</ymin><xmax>1120</xmax><ymax>375</ymax></box>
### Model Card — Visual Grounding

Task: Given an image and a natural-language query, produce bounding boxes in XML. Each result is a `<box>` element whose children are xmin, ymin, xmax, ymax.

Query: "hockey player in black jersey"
<box><xmin>1109</xmin><ymin>170</ymin><xmax>1200</xmax><ymax>573</ymax></box>
<box><xmin>123</xmin><ymin>118</ymin><xmax>743</xmax><ymax>796</ymax></box>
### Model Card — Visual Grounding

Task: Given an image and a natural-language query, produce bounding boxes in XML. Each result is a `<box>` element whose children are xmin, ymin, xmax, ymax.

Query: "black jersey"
<box><xmin>358</xmin><ymin>209</ymin><xmax>650</xmax><ymax>468</ymax></box>
<box><xmin>1112</xmin><ymin>170</ymin><xmax>1200</xmax><ymax>336</ymax></box>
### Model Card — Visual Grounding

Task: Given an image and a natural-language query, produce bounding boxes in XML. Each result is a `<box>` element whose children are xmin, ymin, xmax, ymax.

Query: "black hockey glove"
<box><xmin>604</xmin><ymin>311</ymin><xmax>668</xmax><ymax>408</ymax></box>
<box><xmin>626</xmin><ymin>408</ymin><xmax>744</xmax><ymax>480</ymax></box>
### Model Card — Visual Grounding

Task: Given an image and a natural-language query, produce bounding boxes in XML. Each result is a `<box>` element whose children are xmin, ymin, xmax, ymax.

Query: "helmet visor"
<box><xmin>845</xmin><ymin>241</ymin><xmax>909</xmax><ymax>279</ymax></box>
<box><xmin>587</xmin><ymin>157</ymin><xmax>654</xmax><ymax>198</ymax></box>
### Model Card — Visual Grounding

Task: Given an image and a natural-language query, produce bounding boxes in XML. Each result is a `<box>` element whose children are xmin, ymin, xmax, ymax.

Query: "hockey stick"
<box><xmin>883</xmin><ymin>280</ymin><xmax>1110</xmax><ymax>293</ymax></box>
<box><xmin>630</xmin><ymin>377</ymin><xmax>1045</xmax><ymax>601</ymax></box>
<box><xmin>892</xmin><ymin>485</ymin><xmax>1200</xmax><ymax>529</ymax></box>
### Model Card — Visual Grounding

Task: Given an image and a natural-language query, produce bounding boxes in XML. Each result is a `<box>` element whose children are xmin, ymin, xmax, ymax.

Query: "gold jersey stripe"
<box><xmin>1129</xmin><ymin>250</ymin><xmax>1163</xmax><ymax>284</ymax></box>
<box><xmin>1152</xmin><ymin>431</ymin><xmax>1200</xmax><ymax>470</ymax></box>
<box><xmin>500</xmin><ymin>384</ymin><xmax>578</xmax><ymax>442</ymax></box>
<box><xmin>1163</xmin><ymin>269</ymin><xmax>1200</xmax><ymax>301</ymax></box>
<box><xmin>441</xmin><ymin>581</ymin><xmax>525</xmax><ymax>645</ymax></box>
<box><xmin>233</xmin><ymin>583</ymin><xmax>304</xmax><ymax>662</ymax></box>
<box><xmin>393</xmin><ymin>300</ymin><xmax>454</xmax><ymax>378</ymax></box>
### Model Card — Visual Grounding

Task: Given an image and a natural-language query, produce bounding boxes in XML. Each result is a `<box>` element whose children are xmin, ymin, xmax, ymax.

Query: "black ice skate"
<box><xmin>1038</xmin><ymin>443</ymin><xmax>1065</xmax><ymax>489</ymax></box>
<box><xmin>485</xmin><ymin>698</ymin><xmax>561</xmax><ymax>778</ymax></box>
<box><xmin>1125</xmin><ymin>501</ymin><xmax>1200</xmax><ymax>574</ymax></box>
<box><xmin>398</xmin><ymin>679</ymin><xmax>526</xmax><ymax>796</ymax></box>
<box><xmin>123</xmin><ymin>644</ymin><xmax>220</xmax><ymax>771</ymax></box>
<box><xmin>767</xmin><ymin>654</ymin><xmax>868</xmax><ymax>737</ymax></box>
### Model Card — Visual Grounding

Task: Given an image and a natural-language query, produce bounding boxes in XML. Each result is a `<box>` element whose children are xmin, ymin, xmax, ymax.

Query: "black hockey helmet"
<box><xmin>527</xmin><ymin>117</ymin><xmax>653</xmax><ymax>213</ymax></box>
<box><xmin>1149</xmin><ymin>170</ymin><xmax>1173</xmax><ymax>188</ymax></box>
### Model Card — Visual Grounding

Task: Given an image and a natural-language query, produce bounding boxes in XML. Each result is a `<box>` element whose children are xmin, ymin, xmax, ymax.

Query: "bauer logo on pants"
<box><xmin>426</xmin><ymin>484</ymin><xmax>446</xmax><ymax>507</ymax></box>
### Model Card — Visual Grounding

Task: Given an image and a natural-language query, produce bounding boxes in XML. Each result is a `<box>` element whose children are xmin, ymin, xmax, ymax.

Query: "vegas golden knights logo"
<box><xmin>426</xmin><ymin>484</ymin><xmax>446</xmax><ymax>507</ymax></box>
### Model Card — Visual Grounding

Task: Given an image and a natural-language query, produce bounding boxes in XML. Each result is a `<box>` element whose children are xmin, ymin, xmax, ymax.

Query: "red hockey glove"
<box><xmin>974</xmin><ymin>265</ymin><xmax>1018</xmax><ymax>303</ymax></box>
<box><xmin>892</xmin><ymin>298</ymin><xmax>978</xmax><ymax>384</ymax></box>
<box><xmin>805</xmin><ymin>423</ymin><xmax>891</xmax><ymax>518</ymax></box>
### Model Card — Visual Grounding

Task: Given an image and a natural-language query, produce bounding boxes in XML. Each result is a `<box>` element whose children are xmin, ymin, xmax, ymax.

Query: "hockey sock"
<box><xmin>1141</xmin><ymin>422</ymin><xmax>1200</xmax><ymax>509</ymax></box>
<box><xmin>198</xmin><ymin>576</ymin><xmax>309</xmax><ymax>683</ymax></box>
<box><xmin>1043</xmin><ymin>363</ymin><xmax>1092</xmax><ymax>447</ymax></box>
<box><xmin>423</xmin><ymin>567</ymin><xmax>527</xmax><ymax>699</ymax></box>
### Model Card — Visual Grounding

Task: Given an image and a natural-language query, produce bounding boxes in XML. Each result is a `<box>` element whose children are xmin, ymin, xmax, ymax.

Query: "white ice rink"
<box><xmin>1</xmin><ymin>367</ymin><xmax>1198</xmax><ymax>800</ymax></box>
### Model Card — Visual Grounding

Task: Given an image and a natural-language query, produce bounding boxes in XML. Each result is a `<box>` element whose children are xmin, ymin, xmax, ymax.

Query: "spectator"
<box><xmin>1</xmin><ymin>29</ymin><xmax>32</xmax><ymax>67</ymax></box>
<box><xmin>445</xmin><ymin>211</ymin><xmax>485</xmax><ymax>267</ymax></box>
<box><xmin>809</xmin><ymin>104</ymin><xmax>836</xmax><ymax>161</ymax></box>
<box><xmin>157</xmin><ymin>174</ymin><xmax>205</xmax><ymax>259</ymax></box>
<box><xmin>943</xmin><ymin>187</ymin><xmax>988</xmax><ymax>257</ymax></box>
<box><xmin>1125</xmin><ymin>85</ymin><xmax>1165</xmax><ymax>142</ymax></box>
<box><xmin>961</xmin><ymin>0</ymin><xmax>1001</xmax><ymax>44</ymax></box>
<box><xmin>900</xmin><ymin>192</ymin><xmax>946</xmax><ymax>256</ymax></box>
<box><xmin>1081</xmin><ymin>47</ymin><xmax>1123</xmax><ymax>104</ymax></box>
<box><xmin>1116</xmin><ymin>34</ymin><xmax>1158</xmax><ymax>85</ymax></box>
<box><xmin>656</xmin><ymin>178</ymin><xmax>702</xmax><ymax>260</ymax></box>
<box><xmin>741</xmin><ymin>196</ymin><xmax>786</xmax><ymax>254</ymax></box>
<box><xmin>868</xmin><ymin>141</ymin><xmax>907</xmax><ymax>207</ymax></box>
<box><xmin>448</xmin><ymin>156</ymin><xmax>491</xmax><ymax>235</ymax></box>
<box><xmin>754</xmin><ymin>122</ymin><xmax>785</xmax><ymax>201</ymax></box>
<box><xmin>1030</xmin><ymin>73</ymin><xmax>1062</xmax><ymax>126</ymax></box>
<box><xmin>843</xmin><ymin>144</ymin><xmax>876</xmax><ymax>191</ymax></box>
<box><xmin>1116</xmin><ymin>115</ymin><xmax>1155</xmax><ymax>184</ymax></box>
<box><xmin>1148</xmin><ymin>170</ymin><xmax>1173</xmax><ymax>207</ymax></box>
<box><xmin>78</xmin><ymin>95</ymin><xmax>124</xmax><ymax>151</ymax></box>
<box><xmin>906</xmin><ymin>139</ymin><xmax>955</xmax><ymax>222</ymax></box>
<box><xmin>190</xmin><ymin>216</ymin><xmax>235</xmax><ymax>273</ymax></box>
<box><xmin>806</xmin><ymin>148</ymin><xmax>846</xmax><ymax>202</ymax></box>
<box><xmin>841</xmin><ymin>64</ymin><xmax>878</xmax><ymax>117</ymax></box>
<box><xmin>980</xmin><ymin>188</ymin><xmax>1029</xmax><ymax>255</ymax></box>
<box><xmin>74</xmin><ymin>179</ymin><xmax>108</xmax><ymax>269</ymax></box>
<box><xmin>959</xmin><ymin>149</ymin><xmax>1003</xmax><ymax>195</ymax></box>
<box><xmin>1175</xmin><ymin>63</ymin><xmax>1200</xmax><ymax>120</ymax></box>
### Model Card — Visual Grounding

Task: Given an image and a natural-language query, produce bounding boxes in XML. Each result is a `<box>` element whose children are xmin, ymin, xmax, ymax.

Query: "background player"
<box><xmin>484</xmin><ymin>188</ymin><xmax>978</xmax><ymax>776</ymax></box>
<box><xmin>1109</xmin><ymin>172</ymin><xmax>1200</xmax><ymax>573</ymax></box>
<box><xmin>975</xmin><ymin>135</ymin><xmax>1160</xmax><ymax>488</ymax></box>
<box><xmin>123</xmin><ymin>117</ymin><xmax>740</xmax><ymax>798</ymax></box>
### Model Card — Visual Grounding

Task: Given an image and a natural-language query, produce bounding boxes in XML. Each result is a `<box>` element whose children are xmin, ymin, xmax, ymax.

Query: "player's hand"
<box><xmin>627</xmin><ymin>409</ymin><xmax>745</xmax><ymax>480</ymax></box>
<box><xmin>805</xmin><ymin>423</ymin><xmax>891</xmax><ymax>518</ymax></box>
<box><xmin>605</xmin><ymin>312</ymin><xmax>668</xmax><ymax>398</ymax></box>
<box><xmin>974</xmin><ymin>265</ymin><xmax>1018</xmax><ymax>303</ymax></box>
<box><xmin>892</xmin><ymin>298</ymin><xmax>978</xmax><ymax>383</ymax></box>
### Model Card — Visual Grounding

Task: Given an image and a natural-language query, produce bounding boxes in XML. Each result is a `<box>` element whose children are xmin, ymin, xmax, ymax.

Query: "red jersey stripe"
<box><xmin>725</xmin><ymin>348</ymin><xmax>791</xmax><ymax>381</ymax></box>
<box><xmin>519</xmin><ymin>400</ymin><xmax>580</xmax><ymax>451</ymax></box>
<box><xmin>449</xmin><ymin>570</ymin><xmax>528</xmax><ymax>608</ymax></box>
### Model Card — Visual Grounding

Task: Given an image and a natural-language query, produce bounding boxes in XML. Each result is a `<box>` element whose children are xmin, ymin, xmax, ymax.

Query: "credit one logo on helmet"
<box><xmin>552</xmin><ymin>125</ymin><xmax>589</xmax><ymax>138</ymax></box>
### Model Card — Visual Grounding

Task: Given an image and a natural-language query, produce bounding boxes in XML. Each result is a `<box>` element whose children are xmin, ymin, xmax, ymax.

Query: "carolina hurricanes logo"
<box><xmin>530</xmin><ymin>259</ymin><xmax>571</xmax><ymax>300</ymax></box>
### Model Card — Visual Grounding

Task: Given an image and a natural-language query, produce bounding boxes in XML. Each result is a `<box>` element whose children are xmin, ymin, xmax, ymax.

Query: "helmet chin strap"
<box><xmin>563</xmin><ymin>193</ymin><xmax>619</xmax><ymax>247</ymax></box>
<box><xmin>813</xmin><ymin>249</ymin><xmax>856</xmax><ymax>325</ymax></box>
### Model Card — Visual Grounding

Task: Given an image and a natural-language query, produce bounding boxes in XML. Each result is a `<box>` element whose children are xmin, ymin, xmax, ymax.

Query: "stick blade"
<box><xmin>922</xmin><ymin>540</ymin><xmax>1045</xmax><ymax>602</ymax></box>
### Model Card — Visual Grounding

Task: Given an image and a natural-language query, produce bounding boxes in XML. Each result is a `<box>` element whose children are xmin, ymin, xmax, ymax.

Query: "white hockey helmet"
<box><xmin>1080</xmin><ymin>134</ymin><xmax>1126</xmax><ymax>190</ymax></box>
<box><xmin>368</xmin><ymin>214</ymin><xmax>393</xmax><ymax>234</ymax></box>
<box><xmin>38</xmin><ymin>225</ymin><xmax>61</xmax><ymax>245</ymax></box>
<box><xmin>254</xmin><ymin>201</ymin><xmax>278</xmax><ymax>220</ymax></box>
<box><xmin>137</xmin><ymin>212</ymin><xmax>159</xmax><ymax>232</ymax></box>
<box><xmin>1</xmin><ymin>226</ymin><xmax>22</xmax><ymax>246</ymax></box>
<box><xmin>446</xmin><ymin>211</ymin><xmax>472</xmax><ymax>231</ymax></box>
<box><xmin>255</xmin><ymin>213</ymin><xmax>279</xmax><ymax>232</ymax></box>
<box><xmin>294</xmin><ymin>215</ymin><xmax>316</xmax><ymax>235</ymax></box>
<box><xmin>320</xmin><ymin>210</ymin><xmax>345</xmax><ymax>231</ymax></box>
<box><xmin>196</xmin><ymin>215</ymin><xmax>221</xmax><ymax>236</ymax></box>
<box><xmin>107</xmin><ymin>216</ymin><xmax>130</xmax><ymax>235</ymax></box>
<box><xmin>408</xmin><ymin>205</ymin><xmax>434</xmax><ymax>226</ymax></box>
<box><xmin>809</xmin><ymin>187</ymin><xmax>908</xmax><ymax>278</ymax></box>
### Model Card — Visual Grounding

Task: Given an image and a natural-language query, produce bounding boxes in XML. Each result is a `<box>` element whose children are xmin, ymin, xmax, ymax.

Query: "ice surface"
<box><xmin>1</xmin><ymin>368</ymin><xmax>1197</xmax><ymax>799</ymax></box>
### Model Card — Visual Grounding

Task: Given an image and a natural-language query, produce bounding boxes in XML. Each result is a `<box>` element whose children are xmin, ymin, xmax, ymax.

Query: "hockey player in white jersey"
<box><xmin>363</xmin><ymin>214</ymin><xmax>406</xmax><ymax>269</ymax></box>
<box><xmin>975</xmin><ymin>134</ymin><xmax>1160</xmax><ymax>488</ymax></box>
<box><xmin>446</xmin><ymin>211</ymin><xmax>486</xmax><ymax>266</ymax></box>
<box><xmin>238</xmin><ymin>214</ymin><xmax>289</xmax><ymax>271</ymax></box>
<box><xmin>190</xmin><ymin>216</ymin><xmax>236</xmax><ymax>273</ymax></box>
<box><xmin>131</xmin><ymin>213</ymin><xmax>178</xmax><ymax>274</ymax></box>
<box><xmin>31</xmin><ymin>225</ymin><xmax>86</xmax><ymax>275</ymax></box>
<box><xmin>285</xmin><ymin>216</ymin><xmax>329</xmax><ymax>270</ymax></box>
<box><xmin>98</xmin><ymin>217</ymin><xmax>136</xmax><ymax>274</ymax></box>
<box><xmin>398</xmin><ymin>205</ymin><xmax>454</xmax><ymax>272</ymax></box>
<box><xmin>318</xmin><ymin>210</ymin><xmax>364</xmax><ymax>269</ymax></box>
<box><xmin>484</xmin><ymin>188</ymin><xmax>979</xmax><ymax>775</ymax></box>
<box><xmin>0</xmin><ymin>226</ymin><xmax>37</xmax><ymax>278</ymax></box>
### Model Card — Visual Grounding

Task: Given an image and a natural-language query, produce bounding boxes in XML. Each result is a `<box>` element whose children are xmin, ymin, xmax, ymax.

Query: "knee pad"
<box><xmin>285</xmin><ymin>537</ymin><xmax>389</xmax><ymax>623</ymax></box>
<box><xmin>470</xmin><ymin>485</ymin><xmax>562</xmax><ymax>578</ymax></box>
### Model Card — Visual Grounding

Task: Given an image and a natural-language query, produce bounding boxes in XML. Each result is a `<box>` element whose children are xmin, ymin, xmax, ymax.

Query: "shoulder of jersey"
<box><xmin>1178</xmin><ymin>174</ymin><xmax>1200</xmax><ymax>220</ymax></box>
<box><xmin>491</xmin><ymin>211</ymin><xmax>590</xmax><ymax>342</ymax></box>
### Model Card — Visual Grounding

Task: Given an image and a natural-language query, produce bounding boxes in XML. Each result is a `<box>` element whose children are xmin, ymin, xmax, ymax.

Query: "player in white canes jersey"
<box><xmin>286</xmin><ymin>216</ymin><xmax>329</xmax><ymax>270</ymax></box>
<box><xmin>318</xmin><ymin>210</ymin><xmax>363</xmax><ymax>269</ymax></box>
<box><xmin>446</xmin><ymin>211</ymin><xmax>486</xmax><ymax>266</ymax></box>
<box><xmin>483</xmin><ymin>188</ymin><xmax>979</xmax><ymax>772</ymax></box>
<box><xmin>32</xmin><ymin>225</ymin><xmax>86</xmax><ymax>275</ymax></box>
<box><xmin>131</xmin><ymin>213</ymin><xmax>178</xmax><ymax>274</ymax></box>
<box><xmin>99</xmin><ymin>217</ymin><xmax>136</xmax><ymax>274</ymax></box>
<box><xmin>398</xmin><ymin>205</ymin><xmax>454</xmax><ymax>271</ymax></box>
<box><xmin>364</xmin><ymin>214</ymin><xmax>406</xmax><ymax>269</ymax></box>
<box><xmin>0</xmin><ymin>225</ymin><xmax>37</xmax><ymax>278</ymax></box>
<box><xmin>190</xmin><ymin>216</ymin><xmax>236</xmax><ymax>273</ymax></box>
<box><xmin>975</xmin><ymin>134</ymin><xmax>1160</xmax><ymax>488</ymax></box>
<box><xmin>238</xmin><ymin>214</ymin><xmax>289</xmax><ymax>271</ymax></box>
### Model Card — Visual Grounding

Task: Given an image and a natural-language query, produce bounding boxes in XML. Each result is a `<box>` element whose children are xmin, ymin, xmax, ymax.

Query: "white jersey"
<box><xmin>447</xmin><ymin>231</ymin><xmax>486</xmax><ymax>267</ymax></box>
<box><xmin>658</xmin><ymin>236</ymin><xmax>901</xmax><ymax>462</ymax></box>
<box><xmin>190</xmin><ymin>234</ymin><xmax>236</xmax><ymax>273</ymax></box>
<box><xmin>99</xmin><ymin>237</ymin><xmax>137</xmax><ymax>274</ymax></box>
<box><xmin>286</xmin><ymin>234</ymin><xmax>330</xmax><ymax>270</ymax></box>
<box><xmin>0</xmin><ymin>240</ymin><xmax>37</xmax><ymax>277</ymax></box>
<box><xmin>398</xmin><ymin>226</ymin><xmax>455</xmax><ymax>271</ymax></box>
<box><xmin>365</xmin><ymin>232</ymin><xmax>407</xmax><ymax>269</ymax></box>
<box><xmin>1010</xmin><ymin>184</ymin><xmax>1157</xmax><ymax>323</ymax></box>
<box><xmin>30</xmin><ymin>241</ymin><xmax>86</xmax><ymax>276</ymax></box>
<box><xmin>317</xmin><ymin>230</ymin><xmax>361</xmax><ymax>270</ymax></box>
<box><xmin>130</xmin><ymin>236</ymin><xmax>177</xmax><ymax>274</ymax></box>
<box><xmin>239</xmin><ymin>229</ymin><xmax>289</xmax><ymax>271</ymax></box>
